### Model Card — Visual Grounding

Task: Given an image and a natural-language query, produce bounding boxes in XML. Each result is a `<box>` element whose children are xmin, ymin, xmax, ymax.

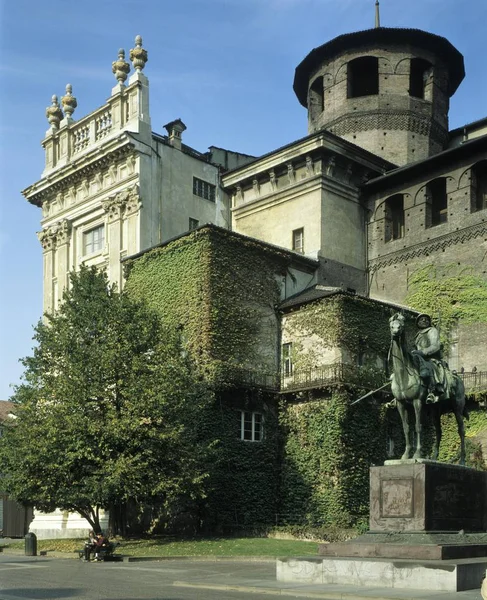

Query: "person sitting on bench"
<box><xmin>94</xmin><ymin>532</ymin><xmax>109</xmax><ymax>561</ymax></box>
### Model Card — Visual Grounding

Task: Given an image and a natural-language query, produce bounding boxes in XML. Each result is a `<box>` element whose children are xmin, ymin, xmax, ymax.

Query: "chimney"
<box><xmin>164</xmin><ymin>118</ymin><xmax>187</xmax><ymax>150</ymax></box>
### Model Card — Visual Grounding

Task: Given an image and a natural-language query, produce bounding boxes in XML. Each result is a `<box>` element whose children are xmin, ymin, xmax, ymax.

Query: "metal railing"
<box><xmin>220</xmin><ymin>365</ymin><xmax>487</xmax><ymax>396</ymax></box>
<box><xmin>281</xmin><ymin>363</ymin><xmax>385</xmax><ymax>393</ymax></box>
<box><xmin>459</xmin><ymin>371</ymin><xmax>487</xmax><ymax>394</ymax></box>
<box><xmin>220</xmin><ymin>368</ymin><xmax>279</xmax><ymax>391</ymax></box>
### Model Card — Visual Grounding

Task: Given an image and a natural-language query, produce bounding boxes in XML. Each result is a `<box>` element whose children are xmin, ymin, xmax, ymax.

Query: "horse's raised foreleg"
<box><xmin>412</xmin><ymin>398</ymin><xmax>424</xmax><ymax>460</ymax></box>
<box><xmin>397</xmin><ymin>401</ymin><xmax>411</xmax><ymax>460</ymax></box>
<box><xmin>455</xmin><ymin>408</ymin><xmax>466</xmax><ymax>466</ymax></box>
<box><xmin>430</xmin><ymin>404</ymin><xmax>441</xmax><ymax>461</ymax></box>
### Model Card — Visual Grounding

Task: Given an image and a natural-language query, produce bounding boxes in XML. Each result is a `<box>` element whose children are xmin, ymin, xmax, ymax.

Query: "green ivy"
<box><xmin>278</xmin><ymin>390</ymin><xmax>389</xmax><ymax>528</ymax></box>
<box><xmin>124</xmin><ymin>227</ymin><xmax>286</xmax><ymax>530</ymax></box>
<box><xmin>124</xmin><ymin>227</ymin><xmax>284</xmax><ymax>385</ymax></box>
<box><xmin>405</xmin><ymin>265</ymin><xmax>487</xmax><ymax>353</ymax></box>
<box><xmin>286</xmin><ymin>294</ymin><xmax>403</xmax><ymax>371</ymax></box>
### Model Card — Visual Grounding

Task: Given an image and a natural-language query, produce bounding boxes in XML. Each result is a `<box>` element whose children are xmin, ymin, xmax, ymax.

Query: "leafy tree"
<box><xmin>0</xmin><ymin>266</ymin><xmax>214</xmax><ymax>534</ymax></box>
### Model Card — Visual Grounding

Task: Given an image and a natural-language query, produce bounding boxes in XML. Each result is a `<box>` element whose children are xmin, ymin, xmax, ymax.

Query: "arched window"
<box><xmin>409</xmin><ymin>58</ymin><xmax>432</xmax><ymax>100</ymax></box>
<box><xmin>347</xmin><ymin>56</ymin><xmax>379</xmax><ymax>98</ymax></box>
<box><xmin>426</xmin><ymin>178</ymin><xmax>448</xmax><ymax>227</ymax></box>
<box><xmin>309</xmin><ymin>76</ymin><xmax>324</xmax><ymax>119</ymax></box>
<box><xmin>384</xmin><ymin>194</ymin><xmax>405</xmax><ymax>242</ymax></box>
<box><xmin>471</xmin><ymin>160</ymin><xmax>487</xmax><ymax>212</ymax></box>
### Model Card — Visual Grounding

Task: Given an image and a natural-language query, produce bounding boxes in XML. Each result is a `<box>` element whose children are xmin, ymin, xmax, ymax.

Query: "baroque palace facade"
<box><xmin>23</xmin><ymin>24</ymin><xmax>487</xmax><ymax>537</ymax></box>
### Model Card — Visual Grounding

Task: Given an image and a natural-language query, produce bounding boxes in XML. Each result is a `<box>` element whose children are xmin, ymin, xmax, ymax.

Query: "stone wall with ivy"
<box><xmin>283</xmin><ymin>292</ymin><xmax>415</xmax><ymax>376</ymax></box>
<box><xmin>199</xmin><ymin>389</ymin><xmax>281</xmax><ymax>531</ymax></box>
<box><xmin>405</xmin><ymin>264</ymin><xmax>487</xmax><ymax>373</ymax></box>
<box><xmin>278</xmin><ymin>295</ymin><xmax>415</xmax><ymax>530</ymax></box>
<box><xmin>123</xmin><ymin>226</ymin><xmax>290</xmax><ymax>530</ymax></box>
<box><xmin>278</xmin><ymin>390</ymin><xmax>389</xmax><ymax>529</ymax></box>
<box><xmin>124</xmin><ymin>226</ymin><xmax>288</xmax><ymax>385</ymax></box>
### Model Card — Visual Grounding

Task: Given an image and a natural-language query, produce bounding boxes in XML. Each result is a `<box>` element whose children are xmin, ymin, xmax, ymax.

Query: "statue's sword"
<box><xmin>350</xmin><ymin>381</ymin><xmax>391</xmax><ymax>406</ymax></box>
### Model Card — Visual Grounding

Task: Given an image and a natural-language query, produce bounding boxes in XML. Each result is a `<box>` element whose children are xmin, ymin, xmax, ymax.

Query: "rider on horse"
<box><xmin>411</xmin><ymin>314</ymin><xmax>445</xmax><ymax>403</ymax></box>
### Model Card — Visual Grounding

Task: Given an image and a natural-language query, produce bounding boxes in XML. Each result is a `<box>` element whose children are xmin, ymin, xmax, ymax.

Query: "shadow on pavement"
<box><xmin>0</xmin><ymin>589</ymin><xmax>80</xmax><ymax>599</ymax></box>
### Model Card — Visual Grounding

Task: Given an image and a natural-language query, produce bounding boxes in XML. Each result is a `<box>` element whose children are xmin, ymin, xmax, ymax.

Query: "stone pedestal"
<box><xmin>369</xmin><ymin>460</ymin><xmax>487</xmax><ymax>532</ymax></box>
<box><xmin>277</xmin><ymin>461</ymin><xmax>487</xmax><ymax>592</ymax></box>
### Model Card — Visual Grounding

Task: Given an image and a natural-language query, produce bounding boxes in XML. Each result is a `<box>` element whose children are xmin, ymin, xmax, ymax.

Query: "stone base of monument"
<box><xmin>276</xmin><ymin>460</ymin><xmax>487</xmax><ymax>591</ymax></box>
<box><xmin>276</xmin><ymin>555</ymin><xmax>487</xmax><ymax>591</ymax></box>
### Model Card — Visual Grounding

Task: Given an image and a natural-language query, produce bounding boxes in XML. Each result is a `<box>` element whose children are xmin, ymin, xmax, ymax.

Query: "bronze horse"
<box><xmin>388</xmin><ymin>313</ymin><xmax>468</xmax><ymax>464</ymax></box>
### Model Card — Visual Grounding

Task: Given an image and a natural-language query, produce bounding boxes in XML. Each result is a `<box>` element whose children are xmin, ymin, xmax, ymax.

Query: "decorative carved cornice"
<box><xmin>305</xmin><ymin>155</ymin><xmax>314</xmax><ymax>176</ymax></box>
<box><xmin>37</xmin><ymin>219</ymin><xmax>72</xmax><ymax>251</ymax></box>
<box><xmin>368</xmin><ymin>222</ymin><xmax>487</xmax><ymax>270</ymax></box>
<box><xmin>101</xmin><ymin>184</ymin><xmax>141</xmax><ymax>221</ymax></box>
<box><xmin>25</xmin><ymin>145</ymin><xmax>136</xmax><ymax>206</ymax></box>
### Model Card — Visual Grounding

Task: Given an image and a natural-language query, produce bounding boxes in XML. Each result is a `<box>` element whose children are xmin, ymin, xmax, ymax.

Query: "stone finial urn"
<box><xmin>45</xmin><ymin>95</ymin><xmax>64</xmax><ymax>129</ymax></box>
<box><xmin>61</xmin><ymin>84</ymin><xmax>77</xmax><ymax>119</ymax></box>
<box><xmin>130</xmin><ymin>35</ymin><xmax>148</xmax><ymax>72</ymax></box>
<box><xmin>112</xmin><ymin>49</ymin><xmax>130</xmax><ymax>84</ymax></box>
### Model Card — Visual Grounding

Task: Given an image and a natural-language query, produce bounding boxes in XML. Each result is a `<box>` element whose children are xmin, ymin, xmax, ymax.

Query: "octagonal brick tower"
<box><xmin>294</xmin><ymin>28</ymin><xmax>465</xmax><ymax>166</ymax></box>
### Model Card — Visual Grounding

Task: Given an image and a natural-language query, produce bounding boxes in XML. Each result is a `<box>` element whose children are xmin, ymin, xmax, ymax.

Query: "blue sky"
<box><xmin>1</xmin><ymin>0</ymin><xmax>486</xmax><ymax>399</ymax></box>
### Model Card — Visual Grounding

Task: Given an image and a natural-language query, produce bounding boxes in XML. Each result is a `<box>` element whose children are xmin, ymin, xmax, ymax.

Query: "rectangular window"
<box><xmin>282</xmin><ymin>342</ymin><xmax>293</xmax><ymax>377</ymax></box>
<box><xmin>83</xmin><ymin>225</ymin><xmax>105</xmax><ymax>255</ymax></box>
<box><xmin>292</xmin><ymin>228</ymin><xmax>304</xmax><ymax>254</ymax></box>
<box><xmin>240</xmin><ymin>411</ymin><xmax>263</xmax><ymax>442</ymax></box>
<box><xmin>385</xmin><ymin>195</ymin><xmax>405</xmax><ymax>242</ymax></box>
<box><xmin>472</xmin><ymin>163</ymin><xmax>487</xmax><ymax>212</ymax></box>
<box><xmin>193</xmin><ymin>177</ymin><xmax>216</xmax><ymax>202</ymax></box>
<box><xmin>426</xmin><ymin>179</ymin><xmax>448</xmax><ymax>227</ymax></box>
<box><xmin>189</xmin><ymin>218</ymin><xmax>199</xmax><ymax>231</ymax></box>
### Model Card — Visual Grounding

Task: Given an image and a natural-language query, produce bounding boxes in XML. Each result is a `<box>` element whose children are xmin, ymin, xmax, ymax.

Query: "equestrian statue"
<box><xmin>388</xmin><ymin>312</ymin><xmax>468</xmax><ymax>464</ymax></box>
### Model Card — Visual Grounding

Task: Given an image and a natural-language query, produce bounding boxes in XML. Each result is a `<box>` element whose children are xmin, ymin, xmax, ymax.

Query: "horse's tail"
<box><xmin>463</xmin><ymin>405</ymin><xmax>469</xmax><ymax>420</ymax></box>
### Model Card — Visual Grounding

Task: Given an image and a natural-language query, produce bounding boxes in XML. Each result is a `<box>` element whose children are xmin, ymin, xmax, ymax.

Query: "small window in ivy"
<box><xmin>193</xmin><ymin>177</ymin><xmax>216</xmax><ymax>202</ymax></box>
<box><xmin>282</xmin><ymin>342</ymin><xmax>293</xmax><ymax>377</ymax></box>
<box><xmin>292</xmin><ymin>228</ymin><xmax>304</xmax><ymax>254</ymax></box>
<box><xmin>240</xmin><ymin>411</ymin><xmax>263</xmax><ymax>442</ymax></box>
<box><xmin>83</xmin><ymin>224</ymin><xmax>105</xmax><ymax>255</ymax></box>
<box><xmin>189</xmin><ymin>217</ymin><xmax>199</xmax><ymax>230</ymax></box>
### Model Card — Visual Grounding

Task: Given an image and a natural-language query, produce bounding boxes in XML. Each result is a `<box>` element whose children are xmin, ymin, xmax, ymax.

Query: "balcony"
<box><xmin>217</xmin><ymin>365</ymin><xmax>487</xmax><ymax>397</ymax></box>
<box><xmin>281</xmin><ymin>363</ymin><xmax>386</xmax><ymax>393</ymax></box>
<box><xmin>460</xmin><ymin>371</ymin><xmax>487</xmax><ymax>395</ymax></box>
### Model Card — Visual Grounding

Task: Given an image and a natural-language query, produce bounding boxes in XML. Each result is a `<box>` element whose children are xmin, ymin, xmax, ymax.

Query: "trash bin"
<box><xmin>25</xmin><ymin>532</ymin><xmax>37</xmax><ymax>556</ymax></box>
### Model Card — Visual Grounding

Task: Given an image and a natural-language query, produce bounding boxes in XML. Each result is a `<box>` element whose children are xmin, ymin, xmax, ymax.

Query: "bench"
<box><xmin>78</xmin><ymin>541</ymin><xmax>122</xmax><ymax>562</ymax></box>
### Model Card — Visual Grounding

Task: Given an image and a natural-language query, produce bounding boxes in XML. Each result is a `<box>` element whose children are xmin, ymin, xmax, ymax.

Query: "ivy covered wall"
<box><xmin>199</xmin><ymin>390</ymin><xmax>281</xmax><ymax>531</ymax></box>
<box><xmin>123</xmin><ymin>226</ymin><xmax>295</xmax><ymax>530</ymax></box>
<box><xmin>124</xmin><ymin>225</ymin><xmax>293</xmax><ymax>384</ymax></box>
<box><xmin>405</xmin><ymin>264</ymin><xmax>487</xmax><ymax>373</ymax></box>
<box><xmin>283</xmin><ymin>292</ymin><xmax>416</xmax><ymax>374</ymax></box>
<box><xmin>279</xmin><ymin>390</ymin><xmax>388</xmax><ymax>529</ymax></box>
<box><xmin>278</xmin><ymin>295</ymin><xmax>408</xmax><ymax>529</ymax></box>
<box><xmin>123</xmin><ymin>234</ymin><xmax>487</xmax><ymax>534</ymax></box>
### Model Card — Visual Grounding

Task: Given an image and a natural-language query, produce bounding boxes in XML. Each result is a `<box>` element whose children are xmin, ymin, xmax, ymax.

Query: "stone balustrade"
<box><xmin>42</xmin><ymin>72</ymin><xmax>150</xmax><ymax>174</ymax></box>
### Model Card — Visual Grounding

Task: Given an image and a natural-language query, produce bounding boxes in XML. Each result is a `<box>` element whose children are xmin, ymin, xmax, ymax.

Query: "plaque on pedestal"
<box><xmin>293</xmin><ymin>461</ymin><xmax>487</xmax><ymax>591</ymax></box>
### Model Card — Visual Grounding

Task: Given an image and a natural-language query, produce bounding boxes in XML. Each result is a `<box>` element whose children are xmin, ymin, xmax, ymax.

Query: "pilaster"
<box><xmin>102</xmin><ymin>185</ymin><xmax>141</xmax><ymax>289</ymax></box>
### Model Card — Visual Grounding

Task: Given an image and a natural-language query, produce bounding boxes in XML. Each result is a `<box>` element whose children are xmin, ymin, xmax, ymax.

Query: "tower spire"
<box><xmin>375</xmin><ymin>0</ymin><xmax>380</xmax><ymax>28</ymax></box>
